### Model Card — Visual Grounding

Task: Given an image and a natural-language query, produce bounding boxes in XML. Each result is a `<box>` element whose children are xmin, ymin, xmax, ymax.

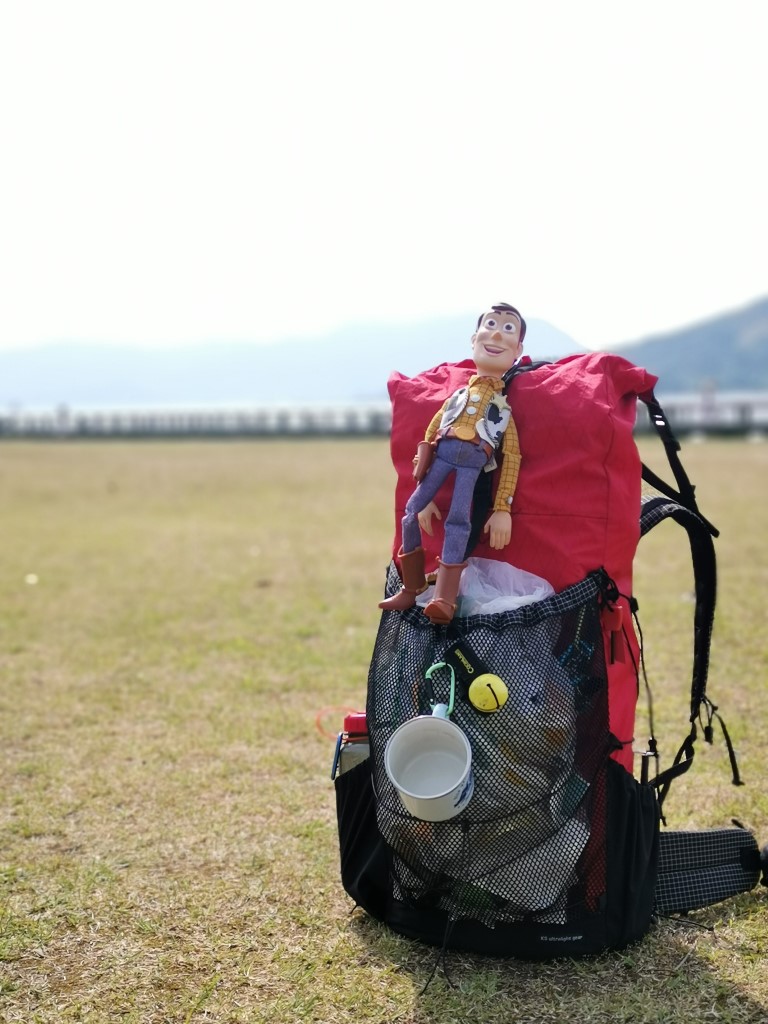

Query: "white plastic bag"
<box><xmin>416</xmin><ymin>556</ymin><xmax>555</xmax><ymax>616</ymax></box>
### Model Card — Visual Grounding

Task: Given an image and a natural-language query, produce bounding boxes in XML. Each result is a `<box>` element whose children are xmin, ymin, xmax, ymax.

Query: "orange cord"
<box><xmin>314</xmin><ymin>705</ymin><xmax>362</xmax><ymax>741</ymax></box>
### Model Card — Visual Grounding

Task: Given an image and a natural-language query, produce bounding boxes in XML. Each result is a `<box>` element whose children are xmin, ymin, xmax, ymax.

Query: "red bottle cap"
<box><xmin>344</xmin><ymin>711</ymin><xmax>368</xmax><ymax>737</ymax></box>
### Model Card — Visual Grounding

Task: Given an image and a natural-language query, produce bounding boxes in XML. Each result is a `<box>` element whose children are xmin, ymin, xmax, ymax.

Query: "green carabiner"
<box><xmin>424</xmin><ymin>661</ymin><xmax>456</xmax><ymax>717</ymax></box>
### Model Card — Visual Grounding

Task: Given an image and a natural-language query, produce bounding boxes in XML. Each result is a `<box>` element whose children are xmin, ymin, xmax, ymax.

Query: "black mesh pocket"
<box><xmin>368</xmin><ymin>569</ymin><xmax>616</xmax><ymax>930</ymax></box>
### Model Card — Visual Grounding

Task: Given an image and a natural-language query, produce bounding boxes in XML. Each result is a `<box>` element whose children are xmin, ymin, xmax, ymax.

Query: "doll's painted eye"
<box><xmin>485</xmin><ymin>318</ymin><xmax>496</xmax><ymax>328</ymax></box>
<box><xmin>503</xmin><ymin>322</ymin><xmax>517</xmax><ymax>333</ymax></box>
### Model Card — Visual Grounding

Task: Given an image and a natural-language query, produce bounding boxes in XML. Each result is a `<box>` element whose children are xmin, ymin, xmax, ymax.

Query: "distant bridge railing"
<box><xmin>1</xmin><ymin>392</ymin><xmax>767</xmax><ymax>439</ymax></box>
<box><xmin>634</xmin><ymin>391</ymin><xmax>768</xmax><ymax>436</ymax></box>
<box><xmin>0</xmin><ymin>403</ymin><xmax>394</xmax><ymax>439</ymax></box>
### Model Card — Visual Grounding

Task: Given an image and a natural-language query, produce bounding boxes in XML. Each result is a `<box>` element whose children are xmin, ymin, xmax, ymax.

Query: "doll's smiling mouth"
<box><xmin>483</xmin><ymin>345</ymin><xmax>504</xmax><ymax>355</ymax></box>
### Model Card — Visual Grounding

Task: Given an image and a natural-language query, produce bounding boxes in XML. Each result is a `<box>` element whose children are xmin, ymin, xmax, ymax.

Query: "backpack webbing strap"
<box><xmin>651</xmin><ymin>725</ymin><xmax>697</xmax><ymax>812</ymax></box>
<box><xmin>638</xmin><ymin>389</ymin><xmax>719</xmax><ymax>537</ymax></box>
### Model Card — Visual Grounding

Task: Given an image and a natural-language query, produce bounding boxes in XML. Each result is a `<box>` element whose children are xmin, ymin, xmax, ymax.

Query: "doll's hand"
<box><xmin>484</xmin><ymin>510</ymin><xmax>512</xmax><ymax>549</ymax></box>
<box><xmin>418</xmin><ymin>501</ymin><xmax>442</xmax><ymax>536</ymax></box>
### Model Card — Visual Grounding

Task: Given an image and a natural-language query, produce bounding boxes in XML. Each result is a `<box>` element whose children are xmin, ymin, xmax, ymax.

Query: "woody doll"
<box><xmin>379</xmin><ymin>303</ymin><xmax>525</xmax><ymax>625</ymax></box>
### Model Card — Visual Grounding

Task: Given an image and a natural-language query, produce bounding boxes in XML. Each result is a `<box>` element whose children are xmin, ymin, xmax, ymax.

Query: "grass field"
<box><xmin>0</xmin><ymin>437</ymin><xmax>766</xmax><ymax>1024</ymax></box>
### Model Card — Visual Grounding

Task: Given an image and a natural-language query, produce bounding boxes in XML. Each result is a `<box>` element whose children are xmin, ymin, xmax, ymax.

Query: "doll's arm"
<box><xmin>412</xmin><ymin>407</ymin><xmax>445</xmax><ymax>481</ymax></box>
<box><xmin>412</xmin><ymin>442</ymin><xmax>434</xmax><ymax>482</ymax></box>
<box><xmin>484</xmin><ymin>416</ymin><xmax>520</xmax><ymax>549</ymax></box>
<box><xmin>492</xmin><ymin>417</ymin><xmax>521</xmax><ymax>512</ymax></box>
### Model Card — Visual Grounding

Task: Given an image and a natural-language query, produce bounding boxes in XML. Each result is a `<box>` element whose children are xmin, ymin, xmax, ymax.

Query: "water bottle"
<box><xmin>331</xmin><ymin>712</ymin><xmax>369</xmax><ymax>779</ymax></box>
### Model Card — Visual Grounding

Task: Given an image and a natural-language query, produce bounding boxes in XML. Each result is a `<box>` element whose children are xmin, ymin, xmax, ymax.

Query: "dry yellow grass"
<box><xmin>0</xmin><ymin>437</ymin><xmax>765</xmax><ymax>1023</ymax></box>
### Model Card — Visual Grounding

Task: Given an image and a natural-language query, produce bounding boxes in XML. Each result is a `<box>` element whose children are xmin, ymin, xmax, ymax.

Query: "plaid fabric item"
<box><xmin>654</xmin><ymin>828</ymin><xmax>761</xmax><ymax>913</ymax></box>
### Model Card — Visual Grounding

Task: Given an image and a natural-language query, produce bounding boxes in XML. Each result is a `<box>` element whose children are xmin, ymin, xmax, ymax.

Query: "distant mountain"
<box><xmin>2</xmin><ymin>298</ymin><xmax>767</xmax><ymax>409</ymax></box>
<box><xmin>605</xmin><ymin>295</ymin><xmax>768</xmax><ymax>393</ymax></box>
<box><xmin>0</xmin><ymin>315</ymin><xmax>583</xmax><ymax>408</ymax></box>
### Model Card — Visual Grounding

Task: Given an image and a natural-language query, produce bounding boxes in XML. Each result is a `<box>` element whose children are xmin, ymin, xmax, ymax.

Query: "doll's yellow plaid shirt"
<box><xmin>424</xmin><ymin>375</ymin><xmax>521</xmax><ymax>513</ymax></box>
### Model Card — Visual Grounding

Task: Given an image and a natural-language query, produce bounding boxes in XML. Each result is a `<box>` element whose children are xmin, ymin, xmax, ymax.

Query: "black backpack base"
<box><xmin>336</xmin><ymin>755</ymin><xmax>660</xmax><ymax>959</ymax></box>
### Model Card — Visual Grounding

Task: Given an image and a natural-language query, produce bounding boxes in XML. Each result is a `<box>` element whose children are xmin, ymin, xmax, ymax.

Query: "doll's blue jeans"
<box><xmin>401</xmin><ymin>437</ymin><xmax>491</xmax><ymax>565</ymax></box>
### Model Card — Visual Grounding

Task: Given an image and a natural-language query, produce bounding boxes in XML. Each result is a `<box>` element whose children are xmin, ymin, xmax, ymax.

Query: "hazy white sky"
<box><xmin>1</xmin><ymin>0</ymin><xmax>766</xmax><ymax>352</ymax></box>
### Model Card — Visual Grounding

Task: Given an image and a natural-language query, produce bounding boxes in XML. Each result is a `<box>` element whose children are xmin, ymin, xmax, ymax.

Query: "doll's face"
<box><xmin>471</xmin><ymin>310</ymin><xmax>523</xmax><ymax>376</ymax></box>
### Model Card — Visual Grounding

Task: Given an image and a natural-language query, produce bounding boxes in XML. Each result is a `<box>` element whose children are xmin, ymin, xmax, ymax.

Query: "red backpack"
<box><xmin>334</xmin><ymin>353</ymin><xmax>759</xmax><ymax>962</ymax></box>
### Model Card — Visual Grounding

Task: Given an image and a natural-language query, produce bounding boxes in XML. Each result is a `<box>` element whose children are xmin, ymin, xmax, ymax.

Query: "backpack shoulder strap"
<box><xmin>639</xmin><ymin>494</ymin><xmax>717</xmax><ymax>722</ymax></box>
<box><xmin>502</xmin><ymin>358</ymin><xmax>551</xmax><ymax>384</ymax></box>
<box><xmin>637</xmin><ymin>392</ymin><xmax>742</xmax><ymax>810</ymax></box>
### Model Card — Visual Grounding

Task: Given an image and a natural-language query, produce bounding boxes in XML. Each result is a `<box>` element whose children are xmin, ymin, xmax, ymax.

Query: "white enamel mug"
<box><xmin>384</xmin><ymin>710</ymin><xmax>474</xmax><ymax>822</ymax></box>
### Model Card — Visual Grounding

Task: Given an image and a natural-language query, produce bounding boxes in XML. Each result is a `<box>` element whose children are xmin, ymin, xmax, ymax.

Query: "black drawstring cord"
<box><xmin>661</xmin><ymin>913</ymin><xmax>715</xmax><ymax>933</ymax></box>
<box><xmin>628</xmin><ymin>598</ymin><xmax>657</xmax><ymax>746</ymax></box>
<box><xmin>421</xmin><ymin>822</ymin><xmax>471</xmax><ymax>992</ymax></box>
<box><xmin>700</xmin><ymin>697</ymin><xmax>744</xmax><ymax>787</ymax></box>
<box><xmin>421</xmin><ymin>918</ymin><xmax>458</xmax><ymax>993</ymax></box>
<box><xmin>625</xmin><ymin>595</ymin><xmax>661</xmax><ymax>791</ymax></box>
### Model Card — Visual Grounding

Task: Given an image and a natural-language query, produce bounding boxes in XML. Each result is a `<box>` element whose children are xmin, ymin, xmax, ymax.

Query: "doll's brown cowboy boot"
<box><xmin>378</xmin><ymin>547</ymin><xmax>428</xmax><ymax>611</ymax></box>
<box><xmin>423</xmin><ymin>560</ymin><xmax>467</xmax><ymax>625</ymax></box>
